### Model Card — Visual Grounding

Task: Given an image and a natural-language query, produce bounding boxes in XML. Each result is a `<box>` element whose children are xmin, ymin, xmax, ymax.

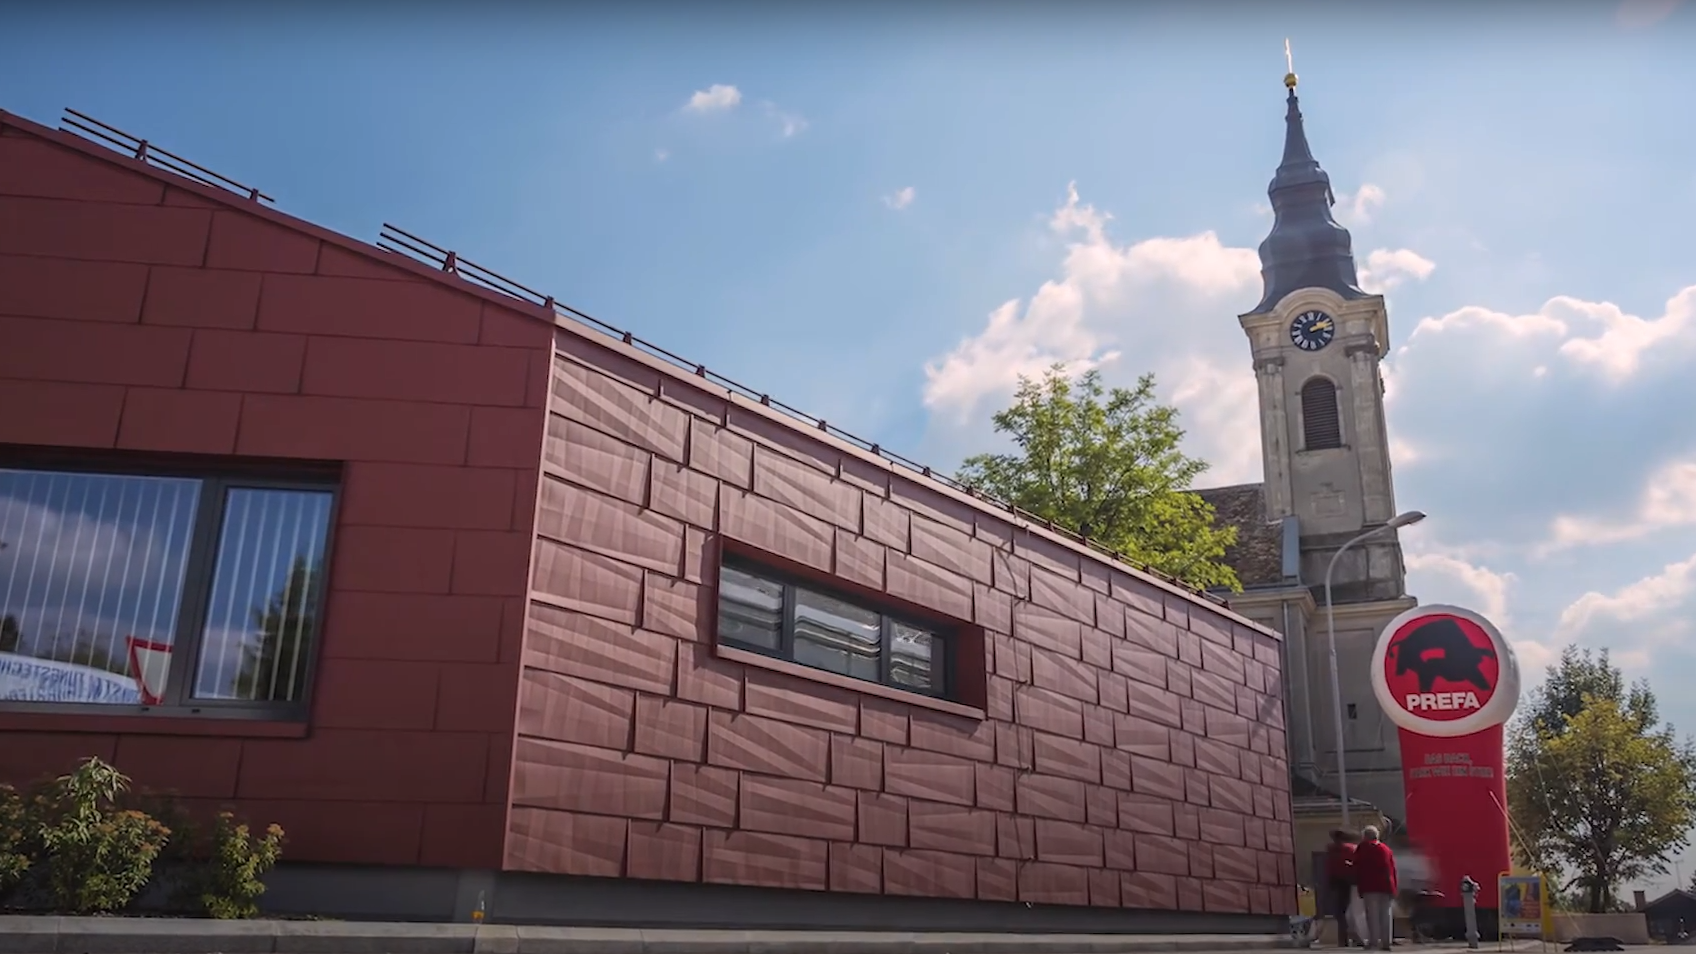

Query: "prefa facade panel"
<box><xmin>512</xmin><ymin>332</ymin><xmax>1299</xmax><ymax>916</ymax></box>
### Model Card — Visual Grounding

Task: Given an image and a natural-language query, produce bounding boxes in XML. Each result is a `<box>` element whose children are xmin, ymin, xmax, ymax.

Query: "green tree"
<box><xmin>1523</xmin><ymin>645</ymin><xmax>1657</xmax><ymax>738</ymax></box>
<box><xmin>234</xmin><ymin>557</ymin><xmax>321</xmax><ymax>703</ymax></box>
<box><xmin>956</xmin><ymin>365</ymin><xmax>1239</xmax><ymax>591</ymax></box>
<box><xmin>1507</xmin><ymin>647</ymin><xmax>1696</xmax><ymax>913</ymax></box>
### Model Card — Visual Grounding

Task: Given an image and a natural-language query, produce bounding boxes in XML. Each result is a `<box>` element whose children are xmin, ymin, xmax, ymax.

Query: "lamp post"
<box><xmin>1324</xmin><ymin>509</ymin><xmax>1426</xmax><ymax>828</ymax></box>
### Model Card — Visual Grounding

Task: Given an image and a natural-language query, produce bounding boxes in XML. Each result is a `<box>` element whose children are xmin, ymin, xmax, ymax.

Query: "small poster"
<box><xmin>1499</xmin><ymin>873</ymin><xmax>1547</xmax><ymax>938</ymax></box>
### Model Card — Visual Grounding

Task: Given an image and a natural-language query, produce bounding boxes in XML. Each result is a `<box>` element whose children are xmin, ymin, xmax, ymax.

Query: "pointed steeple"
<box><xmin>1251</xmin><ymin>73</ymin><xmax>1366</xmax><ymax>314</ymax></box>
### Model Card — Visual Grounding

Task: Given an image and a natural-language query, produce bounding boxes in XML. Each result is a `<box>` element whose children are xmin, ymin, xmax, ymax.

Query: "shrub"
<box><xmin>1</xmin><ymin>758</ymin><xmax>286</xmax><ymax>918</ymax></box>
<box><xmin>0</xmin><ymin>784</ymin><xmax>30</xmax><ymax>899</ymax></box>
<box><xmin>33</xmin><ymin>757</ymin><xmax>171</xmax><ymax>914</ymax></box>
<box><xmin>196</xmin><ymin>813</ymin><xmax>285</xmax><ymax>920</ymax></box>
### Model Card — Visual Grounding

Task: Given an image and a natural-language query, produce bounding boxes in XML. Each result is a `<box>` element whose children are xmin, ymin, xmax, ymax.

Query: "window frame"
<box><xmin>716</xmin><ymin>554</ymin><xmax>955</xmax><ymax>701</ymax></box>
<box><xmin>0</xmin><ymin>449</ymin><xmax>341</xmax><ymax>722</ymax></box>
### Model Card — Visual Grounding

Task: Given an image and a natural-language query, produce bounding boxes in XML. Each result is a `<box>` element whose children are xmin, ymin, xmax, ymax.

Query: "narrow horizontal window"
<box><xmin>0</xmin><ymin>463</ymin><xmax>335</xmax><ymax>716</ymax></box>
<box><xmin>715</xmin><ymin>558</ymin><xmax>948</xmax><ymax>698</ymax></box>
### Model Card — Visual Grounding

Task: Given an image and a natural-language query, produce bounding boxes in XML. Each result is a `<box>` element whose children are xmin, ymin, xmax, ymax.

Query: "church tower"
<box><xmin>1232</xmin><ymin>71</ymin><xmax>1418</xmax><ymax>822</ymax></box>
<box><xmin>1239</xmin><ymin>75</ymin><xmax>1408</xmax><ymax>603</ymax></box>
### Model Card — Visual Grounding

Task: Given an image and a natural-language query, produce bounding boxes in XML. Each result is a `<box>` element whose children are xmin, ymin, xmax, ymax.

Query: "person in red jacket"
<box><xmin>1322</xmin><ymin>830</ymin><xmax>1358</xmax><ymax>947</ymax></box>
<box><xmin>1352</xmin><ymin>826</ymin><xmax>1399</xmax><ymax>951</ymax></box>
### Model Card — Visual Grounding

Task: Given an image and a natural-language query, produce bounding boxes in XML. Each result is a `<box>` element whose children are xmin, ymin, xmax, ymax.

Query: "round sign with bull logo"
<box><xmin>1370</xmin><ymin>604</ymin><xmax>1520</xmax><ymax>738</ymax></box>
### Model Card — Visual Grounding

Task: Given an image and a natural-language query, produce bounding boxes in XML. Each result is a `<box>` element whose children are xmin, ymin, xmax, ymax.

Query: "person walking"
<box><xmin>1353</xmin><ymin>826</ymin><xmax>1399</xmax><ymax>951</ymax></box>
<box><xmin>1323</xmin><ymin>829</ymin><xmax>1358</xmax><ymax>947</ymax></box>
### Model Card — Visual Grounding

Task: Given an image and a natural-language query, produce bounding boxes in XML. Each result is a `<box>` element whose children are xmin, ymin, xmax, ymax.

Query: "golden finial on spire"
<box><xmin>1283</xmin><ymin>38</ymin><xmax>1299</xmax><ymax>89</ymax></box>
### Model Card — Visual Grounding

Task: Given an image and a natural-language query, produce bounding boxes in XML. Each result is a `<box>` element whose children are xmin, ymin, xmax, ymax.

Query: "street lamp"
<box><xmin>1324</xmin><ymin>509</ymin><xmax>1426</xmax><ymax>827</ymax></box>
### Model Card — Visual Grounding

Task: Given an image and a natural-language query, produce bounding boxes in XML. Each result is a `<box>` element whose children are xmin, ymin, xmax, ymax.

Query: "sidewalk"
<box><xmin>0</xmin><ymin>916</ymin><xmax>1292</xmax><ymax>954</ymax></box>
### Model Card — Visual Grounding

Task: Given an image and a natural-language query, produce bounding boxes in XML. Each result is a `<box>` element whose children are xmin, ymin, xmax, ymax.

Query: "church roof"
<box><xmin>1195</xmin><ymin>483</ymin><xmax>1287</xmax><ymax>588</ymax></box>
<box><xmin>1251</xmin><ymin>83</ymin><xmax>1369</xmax><ymax>314</ymax></box>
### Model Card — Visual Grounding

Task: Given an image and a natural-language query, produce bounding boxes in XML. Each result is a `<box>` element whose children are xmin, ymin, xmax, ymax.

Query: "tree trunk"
<box><xmin>1588</xmin><ymin>882</ymin><xmax>1604</xmax><ymax>914</ymax></box>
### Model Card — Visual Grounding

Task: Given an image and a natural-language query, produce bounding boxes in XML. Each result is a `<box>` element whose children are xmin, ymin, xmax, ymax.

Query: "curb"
<box><xmin>0</xmin><ymin>917</ymin><xmax>1293</xmax><ymax>954</ymax></box>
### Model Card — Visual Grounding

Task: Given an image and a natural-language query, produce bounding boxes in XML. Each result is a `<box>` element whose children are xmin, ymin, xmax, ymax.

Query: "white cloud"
<box><xmin>1335</xmin><ymin>183</ymin><xmax>1387</xmax><ymax>227</ymax></box>
<box><xmin>686</xmin><ymin>84</ymin><xmax>742</xmax><ymax>112</ymax></box>
<box><xmin>1165</xmin><ymin>354</ymin><xmax>1263</xmax><ymax>486</ymax></box>
<box><xmin>919</xmin><ymin>183</ymin><xmax>1259</xmax><ymax>462</ymax></box>
<box><xmin>1557</xmin><ymin>553</ymin><xmax>1696</xmax><ymax>638</ymax></box>
<box><xmin>1554</xmin><ymin>286</ymin><xmax>1696</xmax><ymax>382</ymax></box>
<box><xmin>1404</xmin><ymin>287</ymin><xmax>1696</xmax><ymax>384</ymax></box>
<box><xmin>763</xmin><ymin>102</ymin><xmax>807</xmax><ymax>138</ymax></box>
<box><xmin>1541</xmin><ymin>456</ymin><xmax>1696</xmax><ymax>553</ymax></box>
<box><xmin>1405</xmin><ymin>302</ymin><xmax>1568</xmax><ymax>341</ymax></box>
<box><xmin>884</xmin><ymin>187</ymin><xmax>916</xmax><ymax>211</ymax></box>
<box><xmin>654</xmin><ymin>148</ymin><xmax>670</xmax><ymax>163</ymax></box>
<box><xmin>1358</xmin><ymin>248</ymin><xmax>1436</xmax><ymax>295</ymax></box>
<box><xmin>1404</xmin><ymin>550</ymin><xmax>1516</xmax><ymax>626</ymax></box>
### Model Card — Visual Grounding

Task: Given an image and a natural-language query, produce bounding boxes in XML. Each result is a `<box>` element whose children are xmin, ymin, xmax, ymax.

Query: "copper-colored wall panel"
<box><xmin>704</xmin><ymin>830</ymin><xmax>829</xmax><ymax>891</ymax></box>
<box><xmin>627</xmin><ymin>821</ymin><xmax>702</xmax><ymax>882</ymax></box>
<box><xmin>506</xmin><ymin>318</ymin><xmax>1299</xmax><ymax>914</ymax></box>
<box><xmin>829</xmin><ymin>842</ymin><xmax>884</xmax><ymax>894</ymax></box>
<box><xmin>0</xmin><ymin>113</ymin><xmax>549</xmax><ymax>872</ymax></box>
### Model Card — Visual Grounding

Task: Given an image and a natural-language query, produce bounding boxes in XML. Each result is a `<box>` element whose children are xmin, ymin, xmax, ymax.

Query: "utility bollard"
<box><xmin>1460</xmin><ymin>876</ymin><xmax>1481</xmax><ymax>950</ymax></box>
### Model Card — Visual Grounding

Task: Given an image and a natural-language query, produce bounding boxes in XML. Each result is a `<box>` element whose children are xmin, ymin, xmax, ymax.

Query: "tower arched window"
<box><xmin>1301</xmin><ymin>377</ymin><xmax>1343</xmax><ymax>450</ymax></box>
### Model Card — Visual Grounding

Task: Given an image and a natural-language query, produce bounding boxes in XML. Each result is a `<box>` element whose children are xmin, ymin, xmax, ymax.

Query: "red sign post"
<box><xmin>1370</xmin><ymin>606</ymin><xmax>1521</xmax><ymax>910</ymax></box>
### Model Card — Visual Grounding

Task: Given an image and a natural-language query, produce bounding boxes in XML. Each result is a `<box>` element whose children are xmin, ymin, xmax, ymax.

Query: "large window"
<box><xmin>716</xmin><ymin>559</ymin><xmax>949</xmax><ymax>697</ymax></box>
<box><xmin>0</xmin><ymin>462</ymin><xmax>335</xmax><ymax>716</ymax></box>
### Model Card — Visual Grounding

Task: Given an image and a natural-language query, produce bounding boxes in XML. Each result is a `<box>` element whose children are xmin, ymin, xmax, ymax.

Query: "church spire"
<box><xmin>1251</xmin><ymin>54</ymin><xmax>1366</xmax><ymax>314</ymax></box>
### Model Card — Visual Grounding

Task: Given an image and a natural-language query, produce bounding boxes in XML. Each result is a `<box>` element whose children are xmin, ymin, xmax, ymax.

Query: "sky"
<box><xmin>3</xmin><ymin>0</ymin><xmax>1695</xmax><ymax>894</ymax></box>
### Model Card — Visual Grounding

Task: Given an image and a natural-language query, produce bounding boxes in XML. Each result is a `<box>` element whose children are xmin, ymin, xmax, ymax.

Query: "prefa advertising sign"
<box><xmin>1371</xmin><ymin>605</ymin><xmax>1521</xmax><ymax>909</ymax></box>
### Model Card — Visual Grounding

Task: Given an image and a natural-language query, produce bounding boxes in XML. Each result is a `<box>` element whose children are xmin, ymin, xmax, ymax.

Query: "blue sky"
<box><xmin>4</xmin><ymin>0</ymin><xmax>1696</xmax><ymax>892</ymax></box>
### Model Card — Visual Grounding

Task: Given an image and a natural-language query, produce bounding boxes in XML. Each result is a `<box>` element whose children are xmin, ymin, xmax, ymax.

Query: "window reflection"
<box><xmin>793</xmin><ymin>587</ymin><xmax>880</xmax><ymax>681</ymax></box>
<box><xmin>193</xmin><ymin>488</ymin><xmax>333</xmax><ymax>703</ymax></box>
<box><xmin>891</xmin><ymin>621</ymin><xmax>936</xmax><ymax>692</ymax></box>
<box><xmin>0</xmin><ymin>468</ymin><xmax>198</xmax><ymax>705</ymax></box>
<box><xmin>717</xmin><ymin>565</ymin><xmax>784</xmax><ymax>650</ymax></box>
<box><xmin>714</xmin><ymin>560</ymin><xmax>944</xmax><ymax>697</ymax></box>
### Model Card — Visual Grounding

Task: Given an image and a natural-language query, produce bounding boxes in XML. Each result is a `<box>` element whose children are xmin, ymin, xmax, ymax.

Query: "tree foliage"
<box><xmin>1522</xmin><ymin>645</ymin><xmax>1658</xmax><ymax>739</ymax></box>
<box><xmin>1507</xmin><ymin>646</ymin><xmax>1696</xmax><ymax>913</ymax></box>
<box><xmin>956</xmin><ymin>366</ymin><xmax>1239</xmax><ymax>591</ymax></box>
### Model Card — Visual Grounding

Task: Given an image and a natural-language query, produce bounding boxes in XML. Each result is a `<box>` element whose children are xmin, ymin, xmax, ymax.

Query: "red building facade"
<box><xmin>0</xmin><ymin>108</ymin><xmax>1297</xmax><ymax>930</ymax></box>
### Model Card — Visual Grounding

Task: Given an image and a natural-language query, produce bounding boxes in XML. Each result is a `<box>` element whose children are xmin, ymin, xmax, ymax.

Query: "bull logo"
<box><xmin>1387</xmin><ymin>617</ymin><xmax>1496</xmax><ymax>694</ymax></box>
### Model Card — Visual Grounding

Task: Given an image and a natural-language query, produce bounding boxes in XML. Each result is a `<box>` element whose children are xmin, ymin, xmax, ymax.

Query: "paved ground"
<box><xmin>0</xmin><ymin>917</ymin><xmax>1295</xmax><ymax>954</ymax></box>
<box><xmin>9</xmin><ymin>916</ymin><xmax>1660</xmax><ymax>954</ymax></box>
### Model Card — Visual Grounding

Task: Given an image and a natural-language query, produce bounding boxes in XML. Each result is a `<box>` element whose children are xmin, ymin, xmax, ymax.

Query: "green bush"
<box><xmin>195</xmin><ymin>812</ymin><xmax>285</xmax><ymax>919</ymax></box>
<box><xmin>1</xmin><ymin>757</ymin><xmax>287</xmax><ymax>918</ymax></box>
<box><xmin>33</xmin><ymin>757</ymin><xmax>171</xmax><ymax>914</ymax></box>
<box><xmin>0</xmin><ymin>784</ymin><xmax>30</xmax><ymax>898</ymax></box>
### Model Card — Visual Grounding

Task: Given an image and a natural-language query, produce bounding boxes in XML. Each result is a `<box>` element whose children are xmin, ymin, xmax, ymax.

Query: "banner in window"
<box><xmin>0</xmin><ymin>650</ymin><xmax>142</xmax><ymax>705</ymax></box>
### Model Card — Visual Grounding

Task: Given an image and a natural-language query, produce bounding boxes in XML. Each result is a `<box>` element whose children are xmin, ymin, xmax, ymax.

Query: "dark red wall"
<box><xmin>511</xmin><ymin>330</ymin><xmax>1300</xmax><ymax>915</ymax></box>
<box><xmin>0</xmin><ymin>112</ymin><xmax>550</xmax><ymax>869</ymax></box>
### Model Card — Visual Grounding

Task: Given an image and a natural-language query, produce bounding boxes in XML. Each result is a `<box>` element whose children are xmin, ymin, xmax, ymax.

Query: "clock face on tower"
<box><xmin>1288</xmin><ymin>309</ymin><xmax>1336</xmax><ymax>352</ymax></box>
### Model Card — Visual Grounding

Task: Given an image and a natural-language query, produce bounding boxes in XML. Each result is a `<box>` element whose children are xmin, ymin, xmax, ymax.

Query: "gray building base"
<box><xmin>258</xmin><ymin>864</ymin><xmax>1286</xmax><ymax>935</ymax></box>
